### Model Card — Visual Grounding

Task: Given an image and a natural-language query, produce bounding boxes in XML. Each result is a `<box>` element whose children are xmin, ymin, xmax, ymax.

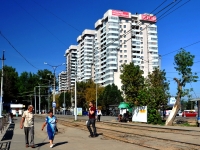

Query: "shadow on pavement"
<box><xmin>0</xmin><ymin>123</ymin><xmax>15</xmax><ymax>150</ymax></box>
<box><xmin>54</xmin><ymin>141</ymin><xmax>68</xmax><ymax>147</ymax></box>
<box><xmin>36</xmin><ymin>142</ymin><xmax>49</xmax><ymax>147</ymax></box>
<box><xmin>1</xmin><ymin>123</ymin><xmax>15</xmax><ymax>141</ymax></box>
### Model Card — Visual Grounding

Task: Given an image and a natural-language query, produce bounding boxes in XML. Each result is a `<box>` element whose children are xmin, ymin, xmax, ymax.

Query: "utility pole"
<box><xmin>39</xmin><ymin>85</ymin><xmax>41</xmax><ymax>114</ymax></box>
<box><xmin>34</xmin><ymin>87</ymin><xmax>37</xmax><ymax>114</ymax></box>
<box><xmin>0</xmin><ymin>51</ymin><xmax>5</xmax><ymax>117</ymax></box>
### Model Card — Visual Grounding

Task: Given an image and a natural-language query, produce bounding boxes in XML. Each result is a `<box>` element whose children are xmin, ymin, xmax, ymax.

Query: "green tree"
<box><xmin>58</xmin><ymin>92</ymin><xmax>71</xmax><ymax>109</ymax></box>
<box><xmin>2</xmin><ymin>66</ymin><xmax>19</xmax><ymax>103</ymax></box>
<box><xmin>98</xmin><ymin>84</ymin><xmax>123</xmax><ymax>113</ymax></box>
<box><xmin>145</xmin><ymin>68</ymin><xmax>170</xmax><ymax>124</ymax></box>
<box><xmin>120</xmin><ymin>62</ymin><xmax>144</xmax><ymax>105</ymax></box>
<box><xmin>165</xmin><ymin>49</ymin><xmax>198</xmax><ymax>126</ymax></box>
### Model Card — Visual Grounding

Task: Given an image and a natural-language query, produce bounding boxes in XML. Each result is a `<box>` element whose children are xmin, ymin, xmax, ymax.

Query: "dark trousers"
<box><xmin>24</xmin><ymin>126</ymin><xmax>34</xmax><ymax>146</ymax></box>
<box><xmin>97</xmin><ymin>115</ymin><xmax>101</xmax><ymax>122</ymax></box>
<box><xmin>87</xmin><ymin>118</ymin><xmax>97</xmax><ymax>136</ymax></box>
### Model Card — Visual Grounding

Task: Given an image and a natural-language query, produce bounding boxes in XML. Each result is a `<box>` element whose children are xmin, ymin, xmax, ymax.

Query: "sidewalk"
<box><xmin>7</xmin><ymin>117</ymin><xmax>150</xmax><ymax>150</ymax></box>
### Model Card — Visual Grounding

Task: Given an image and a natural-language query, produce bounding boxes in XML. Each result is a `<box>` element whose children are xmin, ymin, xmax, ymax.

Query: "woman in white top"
<box><xmin>97</xmin><ymin>110</ymin><xmax>102</xmax><ymax>122</ymax></box>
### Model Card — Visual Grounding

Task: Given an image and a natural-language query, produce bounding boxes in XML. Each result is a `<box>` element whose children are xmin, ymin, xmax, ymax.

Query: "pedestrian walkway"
<box><xmin>4</xmin><ymin>117</ymin><xmax>150</xmax><ymax>150</ymax></box>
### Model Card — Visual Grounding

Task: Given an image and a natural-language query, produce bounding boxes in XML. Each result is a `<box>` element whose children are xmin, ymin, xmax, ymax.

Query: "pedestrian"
<box><xmin>87</xmin><ymin>101</ymin><xmax>97</xmax><ymax>138</ymax></box>
<box><xmin>20</xmin><ymin>105</ymin><xmax>36</xmax><ymax>148</ymax></box>
<box><xmin>97</xmin><ymin>109</ymin><xmax>102</xmax><ymax>122</ymax></box>
<box><xmin>41</xmin><ymin>110</ymin><xmax>58</xmax><ymax>148</ymax></box>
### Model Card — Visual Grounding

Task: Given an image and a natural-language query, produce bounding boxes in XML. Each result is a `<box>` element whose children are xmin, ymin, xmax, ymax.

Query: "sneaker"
<box><xmin>50</xmin><ymin>144</ymin><xmax>54</xmax><ymax>148</ymax></box>
<box><xmin>88</xmin><ymin>135</ymin><xmax>94</xmax><ymax>138</ymax></box>
<box><xmin>31</xmin><ymin>145</ymin><xmax>36</xmax><ymax>148</ymax></box>
<box><xmin>25</xmin><ymin>144</ymin><xmax>29</xmax><ymax>148</ymax></box>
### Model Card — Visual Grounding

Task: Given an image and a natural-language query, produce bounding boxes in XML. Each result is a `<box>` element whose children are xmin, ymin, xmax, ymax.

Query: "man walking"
<box><xmin>20</xmin><ymin>105</ymin><xmax>36</xmax><ymax>148</ymax></box>
<box><xmin>87</xmin><ymin>101</ymin><xmax>97</xmax><ymax>138</ymax></box>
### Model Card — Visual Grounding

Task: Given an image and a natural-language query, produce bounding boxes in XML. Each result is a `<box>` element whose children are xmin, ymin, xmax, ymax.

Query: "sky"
<box><xmin>0</xmin><ymin>0</ymin><xmax>200</xmax><ymax>98</ymax></box>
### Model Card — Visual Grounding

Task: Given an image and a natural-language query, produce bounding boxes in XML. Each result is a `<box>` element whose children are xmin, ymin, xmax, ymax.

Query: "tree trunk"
<box><xmin>165</xmin><ymin>78</ymin><xmax>182</xmax><ymax>126</ymax></box>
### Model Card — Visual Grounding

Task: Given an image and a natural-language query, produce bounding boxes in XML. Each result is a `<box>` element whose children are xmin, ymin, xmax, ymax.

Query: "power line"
<box><xmin>0</xmin><ymin>31</ymin><xmax>40</xmax><ymax>70</ymax></box>
<box><xmin>190</xmin><ymin>82</ymin><xmax>198</xmax><ymax>98</ymax></box>
<box><xmin>31</xmin><ymin>0</ymin><xmax>81</xmax><ymax>33</ymax></box>
<box><xmin>13</xmin><ymin>0</ymin><xmax>67</xmax><ymax>47</ymax></box>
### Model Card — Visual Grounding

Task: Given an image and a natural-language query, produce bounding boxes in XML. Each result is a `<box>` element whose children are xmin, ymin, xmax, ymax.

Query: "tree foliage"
<box><xmin>98</xmin><ymin>84</ymin><xmax>123</xmax><ymax>111</ymax></box>
<box><xmin>120</xmin><ymin>62</ymin><xmax>144</xmax><ymax>105</ymax></box>
<box><xmin>165</xmin><ymin>49</ymin><xmax>198</xmax><ymax>126</ymax></box>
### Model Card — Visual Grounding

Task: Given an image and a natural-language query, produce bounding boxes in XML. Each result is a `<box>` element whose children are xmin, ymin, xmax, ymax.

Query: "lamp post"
<box><xmin>0</xmin><ymin>51</ymin><xmax>5</xmax><ymax>117</ymax></box>
<box><xmin>44</xmin><ymin>62</ymin><xmax>65</xmax><ymax>115</ymax></box>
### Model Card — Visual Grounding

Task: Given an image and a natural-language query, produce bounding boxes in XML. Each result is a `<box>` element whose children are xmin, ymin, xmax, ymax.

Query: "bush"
<box><xmin>147</xmin><ymin>108</ymin><xmax>162</xmax><ymax>124</ymax></box>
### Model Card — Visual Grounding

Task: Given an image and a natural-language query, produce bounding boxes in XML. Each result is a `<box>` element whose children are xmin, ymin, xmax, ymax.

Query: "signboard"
<box><xmin>52</xmin><ymin>102</ymin><xmax>56</xmax><ymax>108</ymax></box>
<box><xmin>139</xmin><ymin>14</ymin><xmax>156</xmax><ymax>22</ymax></box>
<box><xmin>112</xmin><ymin>10</ymin><xmax>130</xmax><ymax>18</ymax></box>
<box><xmin>74</xmin><ymin>108</ymin><xmax>83</xmax><ymax>116</ymax></box>
<box><xmin>169</xmin><ymin>97</ymin><xmax>176</xmax><ymax>105</ymax></box>
<box><xmin>132</xmin><ymin>106</ymin><xmax>147</xmax><ymax>123</ymax></box>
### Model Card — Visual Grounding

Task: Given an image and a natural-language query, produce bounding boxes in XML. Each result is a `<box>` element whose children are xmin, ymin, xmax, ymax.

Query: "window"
<box><xmin>124</xmin><ymin>35</ymin><xmax>126</xmax><ymax>38</ymax></box>
<box><xmin>124</xmin><ymin>30</ymin><xmax>126</xmax><ymax>33</ymax></box>
<box><xmin>120</xmin><ymin>60</ymin><xmax>123</xmax><ymax>63</ymax></box>
<box><xmin>124</xmin><ymin>45</ymin><xmax>127</xmax><ymax>48</ymax></box>
<box><xmin>124</xmin><ymin>60</ymin><xmax>127</xmax><ymax>63</ymax></box>
<box><xmin>124</xmin><ymin>25</ymin><xmax>126</xmax><ymax>28</ymax></box>
<box><xmin>124</xmin><ymin>40</ymin><xmax>126</xmax><ymax>44</ymax></box>
<box><xmin>120</xmin><ymin>55</ymin><xmax>123</xmax><ymax>58</ymax></box>
<box><xmin>124</xmin><ymin>55</ymin><xmax>127</xmax><ymax>58</ymax></box>
<box><xmin>120</xmin><ymin>50</ymin><xmax>122</xmax><ymax>53</ymax></box>
<box><xmin>120</xmin><ymin>25</ymin><xmax>122</xmax><ymax>28</ymax></box>
<box><xmin>140</xmin><ymin>27</ymin><xmax>142</xmax><ymax>30</ymax></box>
<box><xmin>124</xmin><ymin>50</ymin><xmax>127</xmax><ymax>53</ymax></box>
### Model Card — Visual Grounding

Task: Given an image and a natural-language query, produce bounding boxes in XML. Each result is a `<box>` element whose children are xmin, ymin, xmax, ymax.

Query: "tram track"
<box><xmin>36</xmin><ymin>116</ymin><xmax>200</xmax><ymax>150</ymax></box>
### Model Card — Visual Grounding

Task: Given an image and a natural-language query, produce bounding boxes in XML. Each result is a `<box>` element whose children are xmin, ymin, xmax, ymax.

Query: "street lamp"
<box><xmin>44</xmin><ymin>62</ymin><xmax>65</xmax><ymax>115</ymax></box>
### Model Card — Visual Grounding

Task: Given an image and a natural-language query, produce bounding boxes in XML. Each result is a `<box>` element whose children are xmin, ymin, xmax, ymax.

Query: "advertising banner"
<box><xmin>132</xmin><ymin>106</ymin><xmax>147</xmax><ymax>123</ymax></box>
<box><xmin>74</xmin><ymin>108</ymin><xmax>83</xmax><ymax>116</ymax></box>
<box><xmin>139</xmin><ymin>14</ymin><xmax>157</xmax><ymax>22</ymax></box>
<box><xmin>169</xmin><ymin>97</ymin><xmax>176</xmax><ymax>105</ymax></box>
<box><xmin>112</xmin><ymin>10</ymin><xmax>130</xmax><ymax>18</ymax></box>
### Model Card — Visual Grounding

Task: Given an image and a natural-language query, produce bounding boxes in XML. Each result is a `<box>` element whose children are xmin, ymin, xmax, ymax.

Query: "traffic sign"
<box><xmin>63</xmin><ymin>103</ymin><xmax>66</xmax><ymax>107</ymax></box>
<box><xmin>52</xmin><ymin>102</ymin><xmax>56</xmax><ymax>108</ymax></box>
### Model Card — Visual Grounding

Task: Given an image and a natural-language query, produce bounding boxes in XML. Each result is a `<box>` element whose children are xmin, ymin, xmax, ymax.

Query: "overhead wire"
<box><xmin>31</xmin><ymin>0</ymin><xmax>81</xmax><ymax>33</ymax></box>
<box><xmin>0</xmin><ymin>31</ymin><xmax>40</xmax><ymax>70</ymax></box>
<box><xmin>13</xmin><ymin>0</ymin><xmax>67</xmax><ymax>47</ymax></box>
<box><xmin>189</xmin><ymin>82</ymin><xmax>198</xmax><ymax>98</ymax></box>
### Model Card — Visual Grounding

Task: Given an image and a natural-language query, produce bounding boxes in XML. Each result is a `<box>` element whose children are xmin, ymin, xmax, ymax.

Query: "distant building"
<box><xmin>64</xmin><ymin>45</ymin><xmax>77</xmax><ymax>90</ymax></box>
<box><xmin>77</xmin><ymin>29</ymin><xmax>95</xmax><ymax>82</ymax></box>
<box><xmin>58</xmin><ymin>71</ymin><xmax>67</xmax><ymax>92</ymax></box>
<box><xmin>64</xmin><ymin>9</ymin><xmax>159</xmax><ymax>90</ymax></box>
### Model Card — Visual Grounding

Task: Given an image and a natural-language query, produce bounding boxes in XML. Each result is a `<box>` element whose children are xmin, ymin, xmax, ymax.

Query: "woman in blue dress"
<box><xmin>41</xmin><ymin>110</ymin><xmax>58</xmax><ymax>148</ymax></box>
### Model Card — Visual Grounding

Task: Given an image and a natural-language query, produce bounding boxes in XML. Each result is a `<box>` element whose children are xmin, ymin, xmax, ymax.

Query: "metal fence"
<box><xmin>0</xmin><ymin>114</ymin><xmax>9</xmax><ymax>134</ymax></box>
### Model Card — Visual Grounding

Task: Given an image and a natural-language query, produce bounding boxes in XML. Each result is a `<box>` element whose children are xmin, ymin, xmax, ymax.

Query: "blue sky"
<box><xmin>0</xmin><ymin>0</ymin><xmax>200</xmax><ymax>98</ymax></box>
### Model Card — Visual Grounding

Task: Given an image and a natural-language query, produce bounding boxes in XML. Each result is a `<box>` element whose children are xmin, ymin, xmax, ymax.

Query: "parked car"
<box><xmin>182</xmin><ymin>110</ymin><xmax>197</xmax><ymax>117</ymax></box>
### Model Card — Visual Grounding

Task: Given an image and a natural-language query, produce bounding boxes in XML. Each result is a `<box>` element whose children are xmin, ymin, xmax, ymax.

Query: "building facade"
<box><xmin>77</xmin><ymin>29</ymin><xmax>95</xmax><ymax>82</ymax></box>
<box><xmin>94</xmin><ymin>10</ymin><xmax>159</xmax><ymax>89</ymax></box>
<box><xmin>58</xmin><ymin>71</ymin><xmax>67</xmax><ymax>92</ymax></box>
<box><xmin>65</xmin><ymin>45</ymin><xmax>77</xmax><ymax>90</ymax></box>
<box><xmin>64</xmin><ymin>10</ymin><xmax>159</xmax><ymax>90</ymax></box>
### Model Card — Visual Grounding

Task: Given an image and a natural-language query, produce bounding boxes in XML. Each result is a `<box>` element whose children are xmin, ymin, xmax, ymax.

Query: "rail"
<box><xmin>0</xmin><ymin>114</ymin><xmax>9</xmax><ymax>134</ymax></box>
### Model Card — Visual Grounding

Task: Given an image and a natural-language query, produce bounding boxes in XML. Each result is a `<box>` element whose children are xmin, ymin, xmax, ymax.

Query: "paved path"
<box><xmin>4</xmin><ymin>117</ymin><xmax>151</xmax><ymax>150</ymax></box>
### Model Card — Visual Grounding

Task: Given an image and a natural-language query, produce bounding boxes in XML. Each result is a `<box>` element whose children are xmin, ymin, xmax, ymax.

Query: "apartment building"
<box><xmin>77</xmin><ymin>29</ymin><xmax>95</xmax><ymax>82</ymax></box>
<box><xmin>94</xmin><ymin>10</ymin><xmax>159</xmax><ymax>89</ymax></box>
<box><xmin>65</xmin><ymin>45</ymin><xmax>77</xmax><ymax>90</ymax></box>
<box><xmin>58</xmin><ymin>71</ymin><xmax>67</xmax><ymax>92</ymax></box>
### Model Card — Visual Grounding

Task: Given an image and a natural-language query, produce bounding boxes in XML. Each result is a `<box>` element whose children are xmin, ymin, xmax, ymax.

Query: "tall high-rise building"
<box><xmin>58</xmin><ymin>71</ymin><xmax>67</xmax><ymax>92</ymax></box>
<box><xmin>64</xmin><ymin>10</ymin><xmax>159</xmax><ymax>90</ymax></box>
<box><xmin>65</xmin><ymin>45</ymin><xmax>77</xmax><ymax>90</ymax></box>
<box><xmin>94</xmin><ymin>10</ymin><xmax>159</xmax><ymax>89</ymax></box>
<box><xmin>77</xmin><ymin>29</ymin><xmax>95</xmax><ymax>82</ymax></box>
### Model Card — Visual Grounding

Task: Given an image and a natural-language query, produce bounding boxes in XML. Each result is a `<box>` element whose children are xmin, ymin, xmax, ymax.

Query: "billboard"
<box><xmin>169</xmin><ymin>97</ymin><xmax>176</xmax><ymax>105</ymax></box>
<box><xmin>139</xmin><ymin>14</ymin><xmax>156</xmax><ymax>22</ymax></box>
<box><xmin>112</xmin><ymin>10</ymin><xmax>130</xmax><ymax>18</ymax></box>
<box><xmin>132</xmin><ymin>106</ymin><xmax>147</xmax><ymax>123</ymax></box>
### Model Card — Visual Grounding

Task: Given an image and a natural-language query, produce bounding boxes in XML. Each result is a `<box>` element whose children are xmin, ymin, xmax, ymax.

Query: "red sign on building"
<box><xmin>112</xmin><ymin>10</ymin><xmax>130</xmax><ymax>18</ymax></box>
<box><xmin>140</xmin><ymin>14</ymin><xmax>157</xmax><ymax>22</ymax></box>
